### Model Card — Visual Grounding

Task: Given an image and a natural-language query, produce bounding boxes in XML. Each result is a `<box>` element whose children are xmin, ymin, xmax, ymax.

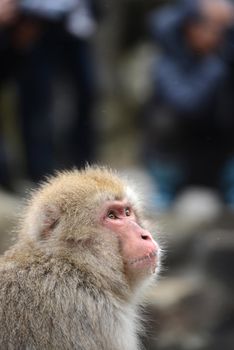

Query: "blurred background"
<box><xmin>0</xmin><ymin>0</ymin><xmax>234</xmax><ymax>349</ymax></box>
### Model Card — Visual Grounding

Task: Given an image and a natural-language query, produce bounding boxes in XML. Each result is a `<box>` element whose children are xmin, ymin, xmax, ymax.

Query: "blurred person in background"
<box><xmin>0</xmin><ymin>0</ymin><xmax>55</xmax><ymax>186</ymax></box>
<box><xmin>0</xmin><ymin>0</ymin><xmax>21</xmax><ymax>190</ymax></box>
<box><xmin>35</xmin><ymin>0</ymin><xmax>100</xmax><ymax>171</ymax></box>
<box><xmin>0</xmin><ymin>0</ymin><xmax>99</xmax><ymax>187</ymax></box>
<box><xmin>145</xmin><ymin>0</ymin><xmax>234</xmax><ymax>210</ymax></box>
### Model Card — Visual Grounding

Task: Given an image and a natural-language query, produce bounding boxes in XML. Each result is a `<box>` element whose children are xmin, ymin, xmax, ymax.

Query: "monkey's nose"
<box><xmin>141</xmin><ymin>230</ymin><xmax>153</xmax><ymax>241</ymax></box>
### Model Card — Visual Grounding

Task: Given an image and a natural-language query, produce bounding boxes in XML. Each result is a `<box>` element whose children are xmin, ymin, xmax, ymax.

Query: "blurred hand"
<box><xmin>0</xmin><ymin>0</ymin><xmax>18</xmax><ymax>26</ymax></box>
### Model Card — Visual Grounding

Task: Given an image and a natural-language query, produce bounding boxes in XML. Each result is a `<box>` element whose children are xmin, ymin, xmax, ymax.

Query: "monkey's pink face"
<box><xmin>101</xmin><ymin>200</ymin><xmax>159</xmax><ymax>279</ymax></box>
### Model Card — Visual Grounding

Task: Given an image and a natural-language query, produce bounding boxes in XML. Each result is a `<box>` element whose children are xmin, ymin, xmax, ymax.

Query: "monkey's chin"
<box><xmin>128</xmin><ymin>251</ymin><xmax>158</xmax><ymax>275</ymax></box>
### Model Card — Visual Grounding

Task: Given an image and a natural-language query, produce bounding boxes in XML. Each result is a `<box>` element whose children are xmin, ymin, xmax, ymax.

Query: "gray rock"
<box><xmin>195</xmin><ymin>230</ymin><xmax>234</xmax><ymax>288</ymax></box>
<box><xmin>0</xmin><ymin>190</ymin><xmax>22</xmax><ymax>254</ymax></box>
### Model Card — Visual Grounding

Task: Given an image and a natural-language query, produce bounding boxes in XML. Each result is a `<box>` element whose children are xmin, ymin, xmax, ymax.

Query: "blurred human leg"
<box><xmin>17</xmin><ymin>37</ymin><xmax>55</xmax><ymax>182</ymax></box>
<box><xmin>65</xmin><ymin>36</ymin><xmax>97</xmax><ymax>168</ymax></box>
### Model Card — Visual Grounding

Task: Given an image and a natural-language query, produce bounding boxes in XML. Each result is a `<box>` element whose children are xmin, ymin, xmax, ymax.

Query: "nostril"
<box><xmin>141</xmin><ymin>234</ymin><xmax>149</xmax><ymax>240</ymax></box>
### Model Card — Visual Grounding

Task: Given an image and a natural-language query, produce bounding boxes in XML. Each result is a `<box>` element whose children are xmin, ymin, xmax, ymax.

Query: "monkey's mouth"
<box><xmin>128</xmin><ymin>250</ymin><xmax>157</xmax><ymax>269</ymax></box>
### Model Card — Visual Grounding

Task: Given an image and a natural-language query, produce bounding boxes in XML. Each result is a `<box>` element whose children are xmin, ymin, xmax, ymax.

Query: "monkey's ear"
<box><xmin>27</xmin><ymin>203</ymin><xmax>61</xmax><ymax>240</ymax></box>
<box><xmin>41</xmin><ymin>204</ymin><xmax>61</xmax><ymax>238</ymax></box>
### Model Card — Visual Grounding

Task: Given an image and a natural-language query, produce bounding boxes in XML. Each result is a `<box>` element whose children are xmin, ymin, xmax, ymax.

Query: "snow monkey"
<box><xmin>0</xmin><ymin>166</ymin><xmax>161</xmax><ymax>350</ymax></box>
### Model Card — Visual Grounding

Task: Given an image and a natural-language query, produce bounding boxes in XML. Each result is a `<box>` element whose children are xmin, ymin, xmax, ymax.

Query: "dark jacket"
<box><xmin>149</xmin><ymin>0</ymin><xmax>228</xmax><ymax>116</ymax></box>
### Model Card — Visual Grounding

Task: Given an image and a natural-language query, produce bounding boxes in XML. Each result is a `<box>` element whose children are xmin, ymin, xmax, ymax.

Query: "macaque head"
<box><xmin>22</xmin><ymin>167</ymin><xmax>160</xmax><ymax>289</ymax></box>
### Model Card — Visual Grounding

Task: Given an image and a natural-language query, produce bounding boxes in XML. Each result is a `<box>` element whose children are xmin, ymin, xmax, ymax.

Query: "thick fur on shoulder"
<box><xmin>0</xmin><ymin>166</ymin><xmax>155</xmax><ymax>350</ymax></box>
<box><xmin>0</xmin><ymin>249</ymin><xmax>139</xmax><ymax>350</ymax></box>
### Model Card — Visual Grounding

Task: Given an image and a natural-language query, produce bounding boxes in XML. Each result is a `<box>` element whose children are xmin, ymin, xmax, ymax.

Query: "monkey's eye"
<box><xmin>107</xmin><ymin>210</ymin><xmax>118</xmax><ymax>220</ymax></box>
<box><xmin>125</xmin><ymin>207</ymin><xmax>131</xmax><ymax>216</ymax></box>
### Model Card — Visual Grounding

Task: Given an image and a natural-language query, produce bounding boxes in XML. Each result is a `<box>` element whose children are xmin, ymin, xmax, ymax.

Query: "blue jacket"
<box><xmin>149</xmin><ymin>0</ymin><xmax>228</xmax><ymax>115</ymax></box>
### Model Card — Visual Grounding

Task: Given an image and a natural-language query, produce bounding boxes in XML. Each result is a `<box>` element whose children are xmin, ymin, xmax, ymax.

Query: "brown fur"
<box><xmin>0</xmin><ymin>166</ymin><xmax>158</xmax><ymax>350</ymax></box>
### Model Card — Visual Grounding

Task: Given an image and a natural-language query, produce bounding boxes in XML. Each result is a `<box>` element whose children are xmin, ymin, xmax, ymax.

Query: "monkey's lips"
<box><xmin>128</xmin><ymin>250</ymin><xmax>157</xmax><ymax>272</ymax></box>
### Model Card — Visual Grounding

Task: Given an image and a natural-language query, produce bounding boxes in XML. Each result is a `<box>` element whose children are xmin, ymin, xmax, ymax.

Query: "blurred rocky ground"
<box><xmin>142</xmin><ymin>192</ymin><xmax>234</xmax><ymax>350</ymax></box>
<box><xmin>0</xmin><ymin>190</ymin><xmax>22</xmax><ymax>254</ymax></box>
